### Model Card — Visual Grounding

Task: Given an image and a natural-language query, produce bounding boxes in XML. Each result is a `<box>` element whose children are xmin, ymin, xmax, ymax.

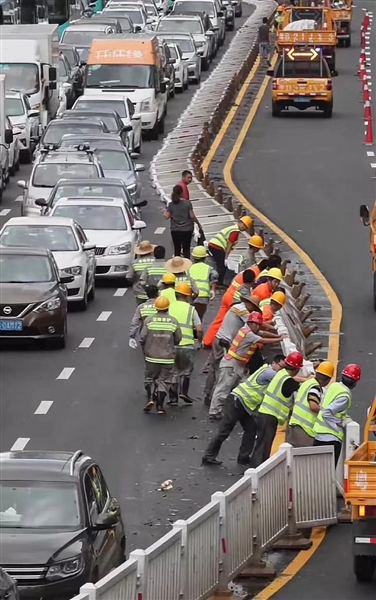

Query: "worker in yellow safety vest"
<box><xmin>168</xmin><ymin>282</ymin><xmax>203</xmax><ymax>404</ymax></box>
<box><xmin>238</xmin><ymin>235</ymin><xmax>264</xmax><ymax>271</ymax></box>
<box><xmin>129</xmin><ymin>285</ymin><xmax>159</xmax><ymax>348</ymax></box>
<box><xmin>132</xmin><ymin>240</ymin><xmax>156</xmax><ymax>304</ymax></box>
<box><xmin>138</xmin><ymin>245</ymin><xmax>168</xmax><ymax>291</ymax></box>
<box><xmin>160</xmin><ymin>273</ymin><xmax>177</xmax><ymax>304</ymax></box>
<box><xmin>287</xmin><ymin>361</ymin><xmax>335</xmax><ymax>448</ymax></box>
<box><xmin>189</xmin><ymin>245</ymin><xmax>218</xmax><ymax>321</ymax></box>
<box><xmin>208</xmin><ymin>216</ymin><xmax>254</xmax><ymax>286</ymax></box>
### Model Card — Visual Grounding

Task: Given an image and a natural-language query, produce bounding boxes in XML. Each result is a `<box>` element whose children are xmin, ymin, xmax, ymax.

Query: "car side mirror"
<box><xmin>5</xmin><ymin>129</ymin><xmax>13</xmax><ymax>145</ymax></box>
<box><xmin>135</xmin><ymin>25</ymin><xmax>142</xmax><ymax>32</ymax></box>
<box><xmin>49</xmin><ymin>66</ymin><xmax>57</xmax><ymax>82</ymax></box>
<box><xmin>134</xmin><ymin>163</ymin><xmax>145</xmax><ymax>172</ymax></box>
<box><xmin>50</xmin><ymin>81</ymin><xmax>57</xmax><ymax>90</ymax></box>
<box><xmin>217</xmin><ymin>11</ymin><xmax>223</xmax><ymax>16</ymax></box>
<box><xmin>266</xmin><ymin>69</ymin><xmax>274</xmax><ymax>76</ymax></box>
<box><xmin>132</xmin><ymin>219</ymin><xmax>146</xmax><ymax>230</ymax></box>
<box><xmin>135</xmin><ymin>199</ymin><xmax>148</xmax><ymax>208</ymax></box>
<box><xmin>160</xmin><ymin>81</ymin><xmax>167</xmax><ymax>94</ymax></box>
<box><xmin>130</xmin><ymin>152</ymin><xmax>140</xmax><ymax>159</ymax></box>
<box><xmin>122</xmin><ymin>125</ymin><xmax>132</xmax><ymax>133</ymax></box>
<box><xmin>17</xmin><ymin>180</ymin><xmax>27</xmax><ymax>189</ymax></box>
<box><xmin>206</xmin><ymin>30</ymin><xmax>214</xmax><ymax>36</ymax></box>
<box><xmin>132</xmin><ymin>113</ymin><xmax>141</xmax><ymax>120</ymax></box>
<box><xmin>94</xmin><ymin>513</ymin><xmax>118</xmax><ymax>530</ymax></box>
<box><xmin>60</xmin><ymin>274</ymin><xmax>75</xmax><ymax>284</ymax></box>
<box><xmin>35</xmin><ymin>198</ymin><xmax>48</xmax><ymax>207</ymax></box>
<box><xmin>28</xmin><ymin>110</ymin><xmax>40</xmax><ymax>118</ymax></box>
<box><xmin>360</xmin><ymin>204</ymin><xmax>370</xmax><ymax>226</ymax></box>
<box><xmin>169</xmin><ymin>58</ymin><xmax>176</xmax><ymax>64</ymax></box>
<box><xmin>61</xmin><ymin>82</ymin><xmax>73</xmax><ymax>93</ymax></box>
<box><xmin>83</xmin><ymin>242</ymin><xmax>96</xmax><ymax>251</ymax></box>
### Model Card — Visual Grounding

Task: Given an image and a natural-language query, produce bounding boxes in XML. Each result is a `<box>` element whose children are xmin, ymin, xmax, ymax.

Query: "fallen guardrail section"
<box><xmin>72</xmin><ymin>443</ymin><xmax>338</xmax><ymax>600</ymax></box>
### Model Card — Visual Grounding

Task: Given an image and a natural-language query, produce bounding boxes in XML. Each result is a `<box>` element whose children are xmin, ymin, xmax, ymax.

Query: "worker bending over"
<box><xmin>261</xmin><ymin>291</ymin><xmax>286</xmax><ymax>323</ymax></box>
<box><xmin>253</xmin><ymin>268</ymin><xmax>284</xmax><ymax>301</ymax></box>
<box><xmin>189</xmin><ymin>245</ymin><xmax>218</xmax><ymax>320</ymax></box>
<box><xmin>239</xmin><ymin>235</ymin><xmax>264</xmax><ymax>270</ymax></box>
<box><xmin>208</xmin><ymin>216</ymin><xmax>254</xmax><ymax>286</ymax></box>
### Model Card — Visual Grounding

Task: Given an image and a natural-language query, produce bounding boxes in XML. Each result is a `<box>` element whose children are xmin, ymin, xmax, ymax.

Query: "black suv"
<box><xmin>0</xmin><ymin>451</ymin><xmax>126</xmax><ymax>600</ymax></box>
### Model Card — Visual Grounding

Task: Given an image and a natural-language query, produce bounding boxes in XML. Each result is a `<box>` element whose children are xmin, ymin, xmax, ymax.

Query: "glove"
<box><xmin>210</xmin><ymin>290</ymin><xmax>216</xmax><ymax>300</ymax></box>
<box><xmin>129</xmin><ymin>338</ymin><xmax>138</xmax><ymax>349</ymax></box>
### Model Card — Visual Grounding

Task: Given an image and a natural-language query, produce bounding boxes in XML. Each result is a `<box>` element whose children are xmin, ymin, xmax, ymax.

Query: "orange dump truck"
<box><xmin>345</xmin><ymin>397</ymin><xmax>376</xmax><ymax>582</ymax></box>
<box><xmin>360</xmin><ymin>202</ymin><xmax>376</xmax><ymax>310</ymax></box>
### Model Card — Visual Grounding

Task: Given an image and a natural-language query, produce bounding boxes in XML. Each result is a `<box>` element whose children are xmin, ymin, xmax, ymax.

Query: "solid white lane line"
<box><xmin>97</xmin><ymin>311</ymin><xmax>112</xmax><ymax>321</ymax></box>
<box><xmin>114</xmin><ymin>288</ymin><xmax>127</xmax><ymax>297</ymax></box>
<box><xmin>56</xmin><ymin>367</ymin><xmax>75</xmax><ymax>380</ymax></box>
<box><xmin>154</xmin><ymin>227</ymin><xmax>166</xmax><ymax>234</ymax></box>
<box><xmin>79</xmin><ymin>337</ymin><xmax>94</xmax><ymax>348</ymax></box>
<box><xmin>10</xmin><ymin>438</ymin><xmax>30</xmax><ymax>451</ymax></box>
<box><xmin>0</xmin><ymin>209</ymin><xmax>11</xmax><ymax>216</ymax></box>
<box><xmin>34</xmin><ymin>401</ymin><xmax>53</xmax><ymax>415</ymax></box>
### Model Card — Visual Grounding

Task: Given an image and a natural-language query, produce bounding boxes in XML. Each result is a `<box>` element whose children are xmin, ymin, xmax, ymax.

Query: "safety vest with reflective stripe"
<box><xmin>209</xmin><ymin>225</ymin><xmax>239</xmax><ymax>251</ymax></box>
<box><xmin>160</xmin><ymin>287</ymin><xmax>177</xmax><ymax>304</ymax></box>
<box><xmin>225</xmin><ymin>325</ymin><xmax>258</xmax><ymax>363</ymax></box>
<box><xmin>144</xmin><ymin>316</ymin><xmax>178</xmax><ymax>364</ymax></box>
<box><xmin>144</xmin><ymin>262</ymin><xmax>168</xmax><ymax>279</ymax></box>
<box><xmin>189</xmin><ymin>263</ymin><xmax>211</xmax><ymax>298</ymax></box>
<box><xmin>259</xmin><ymin>298</ymin><xmax>271</xmax><ymax>308</ymax></box>
<box><xmin>258</xmin><ymin>368</ymin><xmax>293</xmax><ymax>425</ymax></box>
<box><xmin>257</xmin><ymin>268</ymin><xmax>269</xmax><ymax>280</ymax></box>
<box><xmin>313</xmin><ymin>382</ymin><xmax>352</xmax><ymax>442</ymax></box>
<box><xmin>140</xmin><ymin>301</ymin><xmax>158</xmax><ymax>320</ymax></box>
<box><xmin>133</xmin><ymin>257</ymin><xmax>155</xmax><ymax>272</ymax></box>
<box><xmin>233</xmin><ymin>364</ymin><xmax>270</xmax><ymax>411</ymax></box>
<box><xmin>168</xmin><ymin>301</ymin><xmax>195</xmax><ymax>346</ymax></box>
<box><xmin>289</xmin><ymin>378</ymin><xmax>320</xmax><ymax>438</ymax></box>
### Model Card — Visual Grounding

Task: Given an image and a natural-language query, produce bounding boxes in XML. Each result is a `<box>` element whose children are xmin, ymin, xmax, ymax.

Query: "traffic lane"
<box><xmin>232</xmin><ymin>6</ymin><xmax>375</xmax><ymax>422</ymax></box>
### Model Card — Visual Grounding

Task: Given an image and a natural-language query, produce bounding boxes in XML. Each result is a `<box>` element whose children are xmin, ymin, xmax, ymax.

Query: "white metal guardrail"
<box><xmin>79</xmin><ymin>558</ymin><xmax>138</xmax><ymax>600</ymax></box>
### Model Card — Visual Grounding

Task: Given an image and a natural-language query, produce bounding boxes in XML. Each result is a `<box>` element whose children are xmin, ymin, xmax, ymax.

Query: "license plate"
<box><xmin>0</xmin><ymin>319</ymin><xmax>23</xmax><ymax>331</ymax></box>
<box><xmin>294</xmin><ymin>97</ymin><xmax>310</xmax><ymax>103</ymax></box>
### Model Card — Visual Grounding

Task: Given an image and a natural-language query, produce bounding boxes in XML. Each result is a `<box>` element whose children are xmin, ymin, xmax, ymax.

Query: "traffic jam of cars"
<box><xmin>0</xmin><ymin>0</ymin><xmax>242</xmax><ymax>597</ymax></box>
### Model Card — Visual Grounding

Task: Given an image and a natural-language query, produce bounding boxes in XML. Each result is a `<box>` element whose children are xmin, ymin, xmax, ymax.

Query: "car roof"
<box><xmin>57</xmin><ymin>196</ymin><xmax>122</xmax><ymax>203</ymax></box>
<box><xmin>47</xmin><ymin>119</ymin><xmax>102</xmax><ymax>128</ymax></box>
<box><xmin>0</xmin><ymin>245</ymin><xmax>50</xmax><ymax>256</ymax></box>
<box><xmin>37</xmin><ymin>152</ymin><xmax>96</xmax><ymax>164</ymax></box>
<box><xmin>53</xmin><ymin>198</ymin><xmax>125</xmax><ymax>207</ymax></box>
<box><xmin>0</xmin><ymin>451</ymin><xmax>90</xmax><ymax>482</ymax></box>
<box><xmin>65</xmin><ymin>108</ymin><xmax>120</xmax><ymax>117</ymax></box>
<box><xmin>4</xmin><ymin>216</ymin><xmax>77</xmax><ymax>227</ymax></box>
<box><xmin>61</xmin><ymin>133</ymin><xmax>123</xmax><ymax>141</ymax></box>
<box><xmin>160</xmin><ymin>14</ymin><xmax>202</xmax><ymax>20</ymax></box>
<box><xmin>5</xmin><ymin>90</ymin><xmax>23</xmax><ymax>98</ymax></box>
<box><xmin>66</xmin><ymin>22</ymin><xmax>113</xmax><ymax>30</ymax></box>
<box><xmin>76</xmin><ymin>94</ymin><xmax>128</xmax><ymax>102</ymax></box>
<box><xmin>158</xmin><ymin>31</ymin><xmax>195</xmax><ymax>38</ymax></box>
<box><xmin>54</xmin><ymin>177</ymin><xmax>126</xmax><ymax>186</ymax></box>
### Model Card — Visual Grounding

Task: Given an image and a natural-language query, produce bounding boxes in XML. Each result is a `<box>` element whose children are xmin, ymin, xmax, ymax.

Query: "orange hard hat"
<box><xmin>175</xmin><ymin>282</ymin><xmax>192</xmax><ymax>296</ymax></box>
<box><xmin>239</xmin><ymin>215</ymin><xmax>254</xmax><ymax>228</ymax></box>
<box><xmin>271</xmin><ymin>291</ymin><xmax>286</xmax><ymax>306</ymax></box>
<box><xmin>248</xmin><ymin>235</ymin><xmax>264</xmax><ymax>249</ymax></box>
<box><xmin>155</xmin><ymin>296</ymin><xmax>170</xmax><ymax>310</ymax></box>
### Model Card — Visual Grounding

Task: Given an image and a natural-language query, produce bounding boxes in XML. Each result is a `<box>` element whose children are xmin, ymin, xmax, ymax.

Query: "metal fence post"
<box><xmin>129</xmin><ymin>549</ymin><xmax>145</xmax><ymax>599</ymax></box>
<box><xmin>172</xmin><ymin>519</ymin><xmax>187</xmax><ymax>599</ymax></box>
<box><xmin>338</xmin><ymin>421</ymin><xmax>360</xmax><ymax>523</ymax></box>
<box><xmin>79</xmin><ymin>583</ymin><xmax>97</xmax><ymax>600</ymax></box>
<box><xmin>211</xmin><ymin>491</ymin><xmax>231</xmax><ymax>595</ymax></box>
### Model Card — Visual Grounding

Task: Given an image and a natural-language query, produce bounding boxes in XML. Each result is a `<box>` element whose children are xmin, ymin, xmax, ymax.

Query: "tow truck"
<box><xmin>267</xmin><ymin>46</ymin><xmax>334</xmax><ymax>118</ymax></box>
<box><xmin>360</xmin><ymin>202</ymin><xmax>376</xmax><ymax>310</ymax></box>
<box><xmin>278</xmin><ymin>6</ymin><xmax>337</xmax><ymax>72</ymax></box>
<box><xmin>345</xmin><ymin>397</ymin><xmax>376</xmax><ymax>582</ymax></box>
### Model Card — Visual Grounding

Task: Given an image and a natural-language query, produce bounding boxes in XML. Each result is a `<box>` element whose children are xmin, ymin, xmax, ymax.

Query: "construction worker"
<box><xmin>164</xmin><ymin>256</ymin><xmax>199</xmax><ymax>297</ymax></box>
<box><xmin>313</xmin><ymin>363</ymin><xmax>362</xmax><ymax>466</ymax></box>
<box><xmin>160</xmin><ymin>273</ymin><xmax>177</xmax><ymax>304</ymax></box>
<box><xmin>129</xmin><ymin>285</ymin><xmax>159</xmax><ymax>348</ymax></box>
<box><xmin>189</xmin><ymin>245</ymin><xmax>218</xmax><ymax>321</ymax></box>
<box><xmin>168</xmin><ymin>282</ymin><xmax>203</xmax><ymax>404</ymax></box>
<box><xmin>132</xmin><ymin>241</ymin><xmax>156</xmax><ymax>305</ymax></box>
<box><xmin>287</xmin><ymin>361</ymin><xmax>335</xmax><ymax>448</ymax></box>
<box><xmin>274</xmin><ymin>4</ymin><xmax>285</xmax><ymax>30</ymax></box>
<box><xmin>203</xmin><ymin>289</ymin><xmax>262</xmax><ymax>405</ymax></box>
<box><xmin>208</xmin><ymin>216</ymin><xmax>254</xmax><ymax>286</ymax></box>
<box><xmin>253</xmin><ymin>268</ymin><xmax>284</xmax><ymax>301</ymax></box>
<box><xmin>202</xmin><ymin>355</ymin><xmax>286</xmax><ymax>466</ymax></box>
<box><xmin>139</xmin><ymin>297</ymin><xmax>182</xmax><ymax>414</ymax></box>
<box><xmin>239</xmin><ymin>235</ymin><xmax>264</xmax><ymax>270</ymax></box>
<box><xmin>138</xmin><ymin>246</ymin><xmax>168</xmax><ymax>290</ymax></box>
<box><xmin>250</xmin><ymin>351</ymin><xmax>304</xmax><ymax>467</ymax></box>
<box><xmin>261</xmin><ymin>291</ymin><xmax>286</xmax><ymax>322</ymax></box>
<box><xmin>209</xmin><ymin>312</ymin><xmax>286</xmax><ymax>420</ymax></box>
<box><xmin>256</xmin><ymin>254</ymin><xmax>286</xmax><ymax>283</ymax></box>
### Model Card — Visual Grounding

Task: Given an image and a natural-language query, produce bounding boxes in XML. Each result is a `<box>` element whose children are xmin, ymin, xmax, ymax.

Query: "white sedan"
<box><xmin>167</xmin><ymin>42</ymin><xmax>189</xmax><ymax>92</ymax></box>
<box><xmin>0</xmin><ymin>216</ymin><xmax>96</xmax><ymax>310</ymax></box>
<box><xmin>49</xmin><ymin>198</ymin><xmax>146</xmax><ymax>281</ymax></box>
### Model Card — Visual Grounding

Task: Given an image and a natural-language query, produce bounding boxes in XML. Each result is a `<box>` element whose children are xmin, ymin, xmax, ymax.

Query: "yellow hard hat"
<box><xmin>240</xmin><ymin>215</ymin><xmax>254</xmax><ymax>228</ymax></box>
<box><xmin>271</xmin><ymin>291</ymin><xmax>286</xmax><ymax>306</ymax></box>
<box><xmin>248</xmin><ymin>235</ymin><xmax>264</xmax><ymax>249</ymax></box>
<box><xmin>268</xmin><ymin>267</ymin><xmax>283</xmax><ymax>281</ymax></box>
<box><xmin>192</xmin><ymin>245</ymin><xmax>207</xmax><ymax>259</ymax></box>
<box><xmin>277</xmin><ymin>5</ymin><xmax>284</xmax><ymax>11</ymax></box>
<box><xmin>316</xmin><ymin>361</ymin><xmax>335</xmax><ymax>378</ymax></box>
<box><xmin>162</xmin><ymin>273</ymin><xmax>176</xmax><ymax>284</ymax></box>
<box><xmin>175</xmin><ymin>282</ymin><xmax>192</xmax><ymax>296</ymax></box>
<box><xmin>155</xmin><ymin>296</ymin><xmax>170</xmax><ymax>310</ymax></box>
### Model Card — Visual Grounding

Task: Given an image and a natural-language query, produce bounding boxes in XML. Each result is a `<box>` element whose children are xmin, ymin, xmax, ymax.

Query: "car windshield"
<box><xmin>0</xmin><ymin>255</ymin><xmax>54</xmax><ymax>283</ymax></box>
<box><xmin>102</xmin><ymin>12</ymin><xmax>133</xmax><ymax>30</ymax></box>
<box><xmin>121</xmin><ymin>9</ymin><xmax>144</xmax><ymax>23</ymax></box>
<box><xmin>158</xmin><ymin>19</ymin><xmax>203</xmax><ymax>33</ymax></box>
<box><xmin>144</xmin><ymin>3</ymin><xmax>158</xmax><ymax>15</ymax></box>
<box><xmin>0</xmin><ymin>63</ymin><xmax>39</xmax><ymax>95</ymax></box>
<box><xmin>62</xmin><ymin>28</ymin><xmax>112</xmax><ymax>46</ymax></box>
<box><xmin>43</xmin><ymin>123</ymin><xmax>104</xmax><ymax>144</ymax></box>
<box><xmin>33</xmin><ymin>164</ymin><xmax>99</xmax><ymax>187</ymax></box>
<box><xmin>75</xmin><ymin>99</ymin><xmax>126</xmax><ymax>118</ymax></box>
<box><xmin>168</xmin><ymin>37</ymin><xmax>195</xmax><ymax>52</ymax></box>
<box><xmin>5</xmin><ymin>98</ymin><xmax>25</xmax><ymax>117</ymax></box>
<box><xmin>0</xmin><ymin>482</ymin><xmax>81</xmax><ymax>529</ymax></box>
<box><xmin>86</xmin><ymin>64</ymin><xmax>155</xmax><ymax>89</ymax></box>
<box><xmin>61</xmin><ymin>48</ymin><xmax>77</xmax><ymax>67</ymax></box>
<box><xmin>51</xmin><ymin>183</ymin><xmax>127</xmax><ymax>204</ymax></box>
<box><xmin>1</xmin><ymin>225</ymin><xmax>79</xmax><ymax>252</ymax></box>
<box><xmin>95</xmin><ymin>149</ymin><xmax>132</xmax><ymax>171</ymax></box>
<box><xmin>52</xmin><ymin>205</ymin><xmax>128</xmax><ymax>230</ymax></box>
<box><xmin>174</xmin><ymin>0</ymin><xmax>215</xmax><ymax>17</ymax></box>
<box><xmin>276</xmin><ymin>60</ymin><xmax>328</xmax><ymax>78</ymax></box>
<box><xmin>68</xmin><ymin>113</ymin><xmax>119</xmax><ymax>132</ymax></box>
<box><xmin>168</xmin><ymin>45</ymin><xmax>178</xmax><ymax>59</ymax></box>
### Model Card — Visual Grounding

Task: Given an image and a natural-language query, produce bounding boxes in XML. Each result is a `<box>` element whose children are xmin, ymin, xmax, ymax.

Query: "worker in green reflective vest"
<box><xmin>139</xmin><ymin>246</ymin><xmax>168</xmax><ymax>290</ymax></box>
<box><xmin>132</xmin><ymin>241</ymin><xmax>156</xmax><ymax>304</ymax></box>
<box><xmin>208</xmin><ymin>216</ymin><xmax>254</xmax><ymax>286</ymax></box>
<box><xmin>189</xmin><ymin>245</ymin><xmax>218</xmax><ymax>321</ymax></box>
<box><xmin>160</xmin><ymin>273</ymin><xmax>177</xmax><ymax>304</ymax></box>
<box><xmin>128</xmin><ymin>286</ymin><xmax>159</xmax><ymax>349</ymax></box>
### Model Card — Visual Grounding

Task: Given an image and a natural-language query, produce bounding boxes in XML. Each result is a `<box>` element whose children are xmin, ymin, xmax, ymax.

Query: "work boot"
<box><xmin>143</xmin><ymin>384</ymin><xmax>154</xmax><ymax>412</ymax></box>
<box><xmin>156</xmin><ymin>392</ymin><xmax>166</xmax><ymax>414</ymax></box>
<box><xmin>179</xmin><ymin>377</ymin><xmax>194</xmax><ymax>404</ymax></box>
<box><xmin>167</xmin><ymin>383</ymin><xmax>179</xmax><ymax>406</ymax></box>
<box><xmin>237</xmin><ymin>457</ymin><xmax>252</xmax><ymax>466</ymax></box>
<box><xmin>202</xmin><ymin>456</ymin><xmax>222</xmax><ymax>466</ymax></box>
<box><xmin>204</xmin><ymin>395</ymin><xmax>211</xmax><ymax>407</ymax></box>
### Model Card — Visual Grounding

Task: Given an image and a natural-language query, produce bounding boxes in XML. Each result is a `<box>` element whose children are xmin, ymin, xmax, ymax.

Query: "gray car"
<box><xmin>154</xmin><ymin>32</ymin><xmax>201</xmax><ymax>83</ymax></box>
<box><xmin>156</xmin><ymin>15</ymin><xmax>213</xmax><ymax>70</ymax></box>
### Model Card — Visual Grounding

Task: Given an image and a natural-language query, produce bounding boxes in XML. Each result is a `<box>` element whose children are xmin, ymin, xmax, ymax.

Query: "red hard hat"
<box><xmin>285</xmin><ymin>351</ymin><xmax>304</xmax><ymax>369</ymax></box>
<box><xmin>342</xmin><ymin>363</ymin><xmax>362</xmax><ymax>381</ymax></box>
<box><xmin>248</xmin><ymin>311</ymin><xmax>263</xmax><ymax>325</ymax></box>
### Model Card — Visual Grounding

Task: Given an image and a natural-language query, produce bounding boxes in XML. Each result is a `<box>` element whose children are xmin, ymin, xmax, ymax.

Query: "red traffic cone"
<box><xmin>359</xmin><ymin>63</ymin><xmax>366</xmax><ymax>80</ymax></box>
<box><xmin>363</xmin><ymin>83</ymin><xmax>371</xmax><ymax>103</ymax></box>
<box><xmin>361</xmin><ymin>32</ymin><xmax>366</xmax><ymax>48</ymax></box>
<box><xmin>364</xmin><ymin>101</ymin><xmax>372</xmax><ymax>121</ymax></box>
<box><xmin>364</xmin><ymin>119</ymin><xmax>374</xmax><ymax>145</ymax></box>
<box><xmin>364</xmin><ymin>14</ymin><xmax>370</xmax><ymax>30</ymax></box>
<box><xmin>361</xmin><ymin>48</ymin><xmax>367</xmax><ymax>64</ymax></box>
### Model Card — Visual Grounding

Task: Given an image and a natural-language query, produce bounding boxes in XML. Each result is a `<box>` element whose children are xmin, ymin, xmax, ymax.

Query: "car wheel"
<box><xmin>228</xmin><ymin>21</ymin><xmax>235</xmax><ymax>31</ymax></box>
<box><xmin>353</xmin><ymin>555</ymin><xmax>375</xmax><ymax>582</ymax></box>
<box><xmin>77</xmin><ymin>283</ymin><xmax>88</xmax><ymax>311</ymax></box>
<box><xmin>272</xmin><ymin>100</ymin><xmax>281</xmax><ymax>117</ymax></box>
<box><xmin>149</xmin><ymin>118</ymin><xmax>159</xmax><ymax>140</ymax></box>
<box><xmin>9</xmin><ymin>160</ymin><xmax>15</xmax><ymax>176</ymax></box>
<box><xmin>88</xmin><ymin>278</ymin><xmax>96</xmax><ymax>302</ymax></box>
<box><xmin>20</xmin><ymin>147</ymin><xmax>32</xmax><ymax>164</ymax></box>
<box><xmin>53</xmin><ymin>319</ymin><xmax>67</xmax><ymax>349</ymax></box>
<box><xmin>184</xmin><ymin>76</ymin><xmax>189</xmax><ymax>90</ymax></box>
<box><xmin>134</xmin><ymin>133</ymin><xmax>142</xmax><ymax>154</ymax></box>
<box><xmin>158</xmin><ymin>114</ymin><xmax>165</xmax><ymax>134</ymax></box>
<box><xmin>4</xmin><ymin>167</ymin><xmax>9</xmax><ymax>184</ymax></box>
<box><xmin>170</xmin><ymin>84</ymin><xmax>175</xmax><ymax>98</ymax></box>
<box><xmin>176</xmin><ymin>84</ymin><xmax>183</xmax><ymax>94</ymax></box>
<box><xmin>322</xmin><ymin>101</ymin><xmax>333</xmax><ymax>118</ymax></box>
<box><xmin>201</xmin><ymin>57</ymin><xmax>209</xmax><ymax>71</ymax></box>
<box><xmin>15</xmin><ymin>156</ymin><xmax>20</xmax><ymax>172</ymax></box>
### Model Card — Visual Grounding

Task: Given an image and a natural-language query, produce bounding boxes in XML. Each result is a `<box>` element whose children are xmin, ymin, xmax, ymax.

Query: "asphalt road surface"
<box><xmin>233</xmin><ymin>2</ymin><xmax>376</xmax><ymax>597</ymax></box>
<box><xmin>0</xmin><ymin>5</ymin><xmax>264</xmax><ymax>554</ymax></box>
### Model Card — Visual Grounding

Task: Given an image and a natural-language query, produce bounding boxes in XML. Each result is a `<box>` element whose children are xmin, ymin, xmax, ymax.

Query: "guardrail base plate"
<box><xmin>237</xmin><ymin>561</ymin><xmax>276</xmax><ymax>579</ymax></box>
<box><xmin>273</xmin><ymin>533</ymin><xmax>313</xmax><ymax>550</ymax></box>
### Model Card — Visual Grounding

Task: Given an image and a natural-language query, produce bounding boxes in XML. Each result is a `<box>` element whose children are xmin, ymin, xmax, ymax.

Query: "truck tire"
<box><xmin>345</xmin><ymin>34</ymin><xmax>351</xmax><ymax>48</ymax></box>
<box><xmin>272</xmin><ymin>101</ymin><xmax>281</xmax><ymax>117</ymax></box>
<box><xmin>20</xmin><ymin>147</ymin><xmax>32</xmax><ymax>164</ymax></box>
<box><xmin>323</xmin><ymin>101</ymin><xmax>333</xmax><ymax>118</ymax></box>
<box><xmin>353</xmin><ymin>555</ymin><xmax>375</xmax><ymax>582</ymax></box>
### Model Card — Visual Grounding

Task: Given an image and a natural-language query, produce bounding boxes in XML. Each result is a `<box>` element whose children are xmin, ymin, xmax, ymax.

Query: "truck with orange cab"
<box><xmin>345</xmin><ymin>397</ymin><xmax>376</xmax><ymax>582</ymax></box>
<box><xmin>278</xmin><ymin>6</ymin><xmax>337</xmax><ymax>72</ymax></box>
<box><xmin>360</xmin><ymin>202</ymin><xmax>376</xmax><ymax>310</ymax></box>
<box><xmin>267</xmin><ymin>46</ymin><xmax>334</xmax><ymax>117</ymax></box>
<box><xmin>330</xmin><ymin>1</ymin><xmax>352</xmax><ymax>47</ymax></box>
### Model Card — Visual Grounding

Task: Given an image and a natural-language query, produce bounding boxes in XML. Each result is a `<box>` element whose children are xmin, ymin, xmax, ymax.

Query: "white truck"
<box><xmin>0</xmin><ymin>75</ymin><xmax>14</xmax><ymax>200</ymax></box>
<box><xmin>0</xmin><ymin>24</ymin><xmax>59</xmax><ymax>130</ymax></box>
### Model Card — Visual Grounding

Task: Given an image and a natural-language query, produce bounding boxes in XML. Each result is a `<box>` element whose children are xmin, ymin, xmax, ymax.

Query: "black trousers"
<box><xmin>313</xmin><ymin>438</ymin><xmax>342</xmax><ymax>467</ymax></box>
<box><xmin>171</xmin><ymin>230</ymin><xmax>193</xmax><ymax>258</ymax></box>
<box><xmin>208</xmin><ymin>244</ymin><xmax>226</xmax><ymax>285</ymax></box>
<box><xmin>203</xmin><ymin>394</ymin><xmax>258</xmax><ymax>462</ymax></box>
<box><xmin>249</xmin><ymin>413</ymin><xmax>278</xmax><ymax>467</ymax></box>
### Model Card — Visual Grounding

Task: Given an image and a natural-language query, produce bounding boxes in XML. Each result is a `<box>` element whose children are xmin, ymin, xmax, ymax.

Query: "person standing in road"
<box><xmin>202</xmin><ymin>355</ymin><xmax>286</xmax><ymax>466</ymax></box>
<box><xmin>132</xmin><ymin>241</ymin><xmax>156</xmax><ymax>305</ymax></box>
<box><xmin>313</xmin><ymin>364</ymin><xmax>362</xmax><ymax>466</ymax></box>
<box><xmin>176</xmin><ymin>170</ymin><xmax>193</xmax><ymax>200</ymax></box>
<box><xmin>287</xmin><ymin>361</ymin><xmax>335</xmax><ymax>448</ymax></box>
<box><xmin>160</xmin><ymin>273</ymin><xmax>177</xmax><ymax>304</ymax></box>
<box><xmin>258</xmin><ymin>17</ymin><xmax>272</xmax><ymax>66</ymax></box>
<box><xmin>138</xmin><ymin>245</ymin><xmax>168</xmax><ymax>290</ymax></box>
<box><xmin>208</xmin><ymin>216</ymin><xmax>254</xmax><ymax>286</ymax></box>
<box><xmin>129</xmin><ymin>285</ymin><xmax>159</xmax><ymax>349</ymax></box>
<box><xmin>164</xmin><ymin>185</ymin><xmax>204</xmax><ymax>258</ymax></box>
<box><xmin>189</xmin><ymin>245</ymin><xmax>218</xmax><ymax>321</ymax></box>
<box><xmin>139</xmin><ymin>296</ymin><xmax>182</xmax><ymax>414</ymax></box>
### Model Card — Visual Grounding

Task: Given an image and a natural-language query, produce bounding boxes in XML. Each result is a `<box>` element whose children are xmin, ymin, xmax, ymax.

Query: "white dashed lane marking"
<box><xmin>79</xmin><ymin>337</ymin><xmax>94</xmax><ymax>348</ymax></box>
<box><xmin>114</xmin><ymin>288</ymin><xmax>127</xmax><ymax>297</ymax></box>
<box><xmin>0</xmin><ymin>209</ymin><xmax>11</xmax><ymax>216</ymax></box>
<box><xmin>367</xmin><ymin>151</ymin><xmax>375</xmax><ymax>156</ymax></box>
<box><xmin>56</xmin><ymin>367</ymin><xmax>75</xmax><ymax>380</ymax></box>
<box><xmin>97</xmin><ymin>311</ymin><xmax>112</xmax><ymax>321</ymax></box>
<box><xmin>371</xmin><ymin>163</ymin><xmax>376</xmax><ymax>168</ymax></box>
<box><xmin>154</xmin><ymin>227</ymin><xmax>166</xmax><ymax>234</ymax></box>
<box><xmin>34</xmin><ymin>401</ymin><xmax>53</xmax><ymax>415</ymax></box>
<box><xmin>10</xmin><ymin>438</ymin><xmax>30</xmax><ymax>451</ymax></box>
